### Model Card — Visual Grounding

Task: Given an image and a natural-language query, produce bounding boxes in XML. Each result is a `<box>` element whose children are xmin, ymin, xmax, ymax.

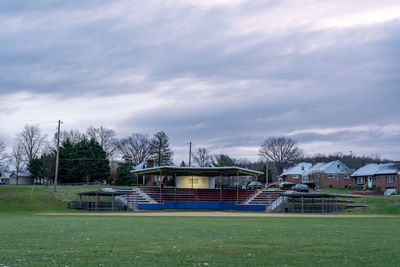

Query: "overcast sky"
<box><xmin>0</xmin><ymin>0</ymin><xmax>399</xmax><ymax>163</ymax></box>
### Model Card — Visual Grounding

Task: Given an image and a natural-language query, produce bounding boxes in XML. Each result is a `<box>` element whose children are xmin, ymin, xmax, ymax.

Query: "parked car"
<box><xmin>230</xmin><ymin>182</ymin><xmax>245</xmax><ymax>189</ymax></box>
<box><xmin>303</xmin><ymin>182</ymin><xmax>316</xmax><ymax>190</ymax></box>
<box><xmin>267</xmin><ymin>182</ymin><xmax>280</xmax><ymax>188</ymax></box>
<box><xmin>247</xmin><ymin>181</ymin><xmax>263</xmax><ymax>189</ymax></box>
<box><xmin>291</xmin><ymin>184</ymin><xmax>309</xmax><ymax>192</ymax></box>
<box><xmin>279</xmin><ymin>182</ymin><xmax>295</xmax><ymax>190</ymax></box>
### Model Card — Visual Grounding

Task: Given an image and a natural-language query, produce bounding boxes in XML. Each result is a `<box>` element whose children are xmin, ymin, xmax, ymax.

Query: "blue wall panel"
<box><xmin>139</xmin><ymin>201</ymin><xmax>265</xmax><ymax>211</ymax></box>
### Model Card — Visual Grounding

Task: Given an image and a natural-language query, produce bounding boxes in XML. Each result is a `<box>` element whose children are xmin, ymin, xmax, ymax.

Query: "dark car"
<box><xmin>279</xmin><ymin>182</ymin><xmax>295</xmax><ymax>190</ymax></box>
<box><xmin>291</xmin><ymin>184</ymin><xmax>309</xmax><ymax>192</ymax></box>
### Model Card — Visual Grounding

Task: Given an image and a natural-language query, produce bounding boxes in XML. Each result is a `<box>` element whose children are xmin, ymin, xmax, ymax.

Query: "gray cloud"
<box><xmin>0</xmin><ymin>0</ymin><xmax>400</xmax><ymax>162</ymax></box>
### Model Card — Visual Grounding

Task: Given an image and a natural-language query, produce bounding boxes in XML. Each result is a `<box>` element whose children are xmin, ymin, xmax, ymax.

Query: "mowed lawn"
<box><xmin>1</xmin><ymin>214</ymin><xmax>400</xmax><ymax>266</ymax></box>
<box><xmin>1</xmin><ymin>186</ymin><xmax>400</xmax><ymax>266</ymax></box>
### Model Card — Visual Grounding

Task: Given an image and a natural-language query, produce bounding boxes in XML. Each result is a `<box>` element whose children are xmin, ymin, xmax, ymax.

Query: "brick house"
<box><xmin>281</xmin><ymin>160</ymin><xmax>352</xmax><ymax>188</ymax></box>
<box><xmin>351</xmin><ymin>163</ymin><xmax>400</xmax><ymax>193</ymax></box>
<box><xmin>280</xmin><ymin>162</ymin><xmax>312</xmax><ymax>183</ymax></box>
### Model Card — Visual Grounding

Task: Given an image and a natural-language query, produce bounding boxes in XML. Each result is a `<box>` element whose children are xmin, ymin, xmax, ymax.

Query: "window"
<box><xmin>328</xmin><ymin>174</ymin><xmax>334</xmax><ymax>179</ymax></box>
<box><xmin>344</xmin><ymin>175</ymin><xmax>350</xmax><ymax>179</ymax></box>
<box><xmin>356</xmin><ymin>177</ymin><xmax>365</xmax><ymax>184</ymax></box>
<box><xmin>386</xmin><ymin>175</ymin><xmax>394</xmax><ymax>183</ymax></box>
<box><xmin>302</xmin><ymin>176</ymin><xmax>309</xmax><ymax>183</ymax></box>
<box><xmin>293</xmin><ymin>175</ymin><xmax>299</xmax><ymax>179</ymax></box>
<box><xmin>376</xmin><ymin>176</ymin><xmax>380</xmax><ymax>182</ymax></box>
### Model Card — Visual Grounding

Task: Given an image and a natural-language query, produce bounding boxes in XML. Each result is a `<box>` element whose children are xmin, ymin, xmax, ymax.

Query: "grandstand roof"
<box><xmin>131</xmin><ymin>166</ymin><xmax>263</xmax><ymax>177</ymax></box>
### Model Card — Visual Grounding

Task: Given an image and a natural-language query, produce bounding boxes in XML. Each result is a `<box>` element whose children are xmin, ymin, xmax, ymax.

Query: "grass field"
<box><xmin>1</xmin><ymin>185</ymin><xmax>400</xmax><ymax>266</ymax></box>
<box><xmin>1</xmin><ymin>214</ymin><xmax>400</xmax><ymax>266</ymax></box>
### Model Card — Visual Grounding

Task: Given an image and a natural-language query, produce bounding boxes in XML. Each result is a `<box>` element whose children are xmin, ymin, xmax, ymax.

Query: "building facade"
<box><xmin>281</xmin><ymin>160</ymin><xmax>352</xmax><ymax>188</ymax></box>
<box><xmin>351</xmin><ymin>163</ymin><xmax>399</xmax><ymax>193</ymax></box>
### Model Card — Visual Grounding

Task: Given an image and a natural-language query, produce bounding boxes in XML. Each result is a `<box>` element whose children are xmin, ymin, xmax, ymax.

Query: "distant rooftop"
<box><xmin>351</xmin><ymin>163</ymin><xmax>399</xmax><ymax>176</ymax></box>
<box><xmin>281</xmin><ymin>160</ymin><xmax>351</xmax><ymax>176</ymax></box>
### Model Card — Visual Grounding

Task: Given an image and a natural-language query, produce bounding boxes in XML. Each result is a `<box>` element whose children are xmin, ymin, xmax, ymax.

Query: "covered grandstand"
<box><xmin>128</xmin><ymin>166</ymin><xmax>266</xmax><ymax>210</ymax></box>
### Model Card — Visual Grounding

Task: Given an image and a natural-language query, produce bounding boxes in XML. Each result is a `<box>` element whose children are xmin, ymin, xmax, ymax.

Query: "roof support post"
<box><xmin>236</xmin><ymin>172</ymin><xmax>239</xmax><ymax>204</ymax></box>
<box><xmin>174</xmin><ymin>172</ymin><xmax>177</xmax><ymax>202</ymax></box>
<box><xmin>219</xmin><ymin>173</ymin><xmax>222</xmax><ymax>201</ymax></box>
<box><xmin>95</xmin><ymin>194</ymin><xmax>99</xmax><ymax>212</ymax></box>
<box><xmin>159</xmin><ymin>170</ymin><xmax>162</xmax><ymax>203</ymax></box>
<box><xmin>301</xmin><ymin>196</ymin><xmax>304</xmax><ymax>213</ymax></box>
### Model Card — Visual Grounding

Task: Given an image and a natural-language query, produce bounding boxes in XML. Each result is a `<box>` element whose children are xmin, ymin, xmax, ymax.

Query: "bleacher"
<box><xmin>248</xmin><ymin>190</ymin><xmax>284</xmax><ymax>206</ymax></box>
<box><xmin>137</xmin><ymin>187</ymin><xmax>257</xmax><ymax>204</ymax></box>
<box><xmin>111</xmin><ymin>188</ymin><xmax>150</xmax><ymax>204</ymax></box>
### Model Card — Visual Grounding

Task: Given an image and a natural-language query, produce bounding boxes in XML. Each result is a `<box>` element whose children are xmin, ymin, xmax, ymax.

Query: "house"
<box><xmin>280</xmin><ymin>162</ymin><xmax>312</xmax><ymax>183</ymax></box>
<box><xmin>0</xmin><ymin>170</ymin><xmax>11</xmax><ymax>184</ymax></box>
<box><xmin>281</xmin><ymin>160</ymin><xmax>352</xmax><ymax>188</ymax></box>
<box><xmin>9</xmin><ymin>171</ymin><xmax>34</xmax><ymax>185</ymax></box>
<box><xmin>351</xmin><ymin>163</ymin><xmax>399</xmax><ymax>193</ymax></box>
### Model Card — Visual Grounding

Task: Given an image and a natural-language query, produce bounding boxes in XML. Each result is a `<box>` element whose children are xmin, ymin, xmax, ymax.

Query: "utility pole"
<box><xmin>188</xmin><ymin>141</ymin><xmax>192</xmax><ymax>167</ymax></box>
<box><xmin>54</xmin><ymin>120</ymin><xmax>62</xmax><ymax>192</ymax></box>
<box><xmin>266</xmin><ymin>159</ymin><xmax>269</xmax><ymax>186</ymax></box>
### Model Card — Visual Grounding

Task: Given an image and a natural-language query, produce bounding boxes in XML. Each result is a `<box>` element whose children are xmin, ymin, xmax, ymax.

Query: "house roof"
<box><xmin>0</xmin><ymin>170</ymin><xmax>12</xmax><ymax>178</ymax></box>
<box><xmin>133</xmin><ymin>162</ymin><xmax>147</xmax><ymax>170</ymax></box>
<box><xmin>307</xmin><ymin>160</ymin><xmax>351</xmax><ymax>175</ymax></box>
<box><xmin>131</xmin><ymin>166</ymin><xmax>263</xmax><ymax>177</ymax></box>
<box><xmin>351</xmin><ymin>163</ymin><xmax>399</xmax><ymax>176</ymax></box>
<box><xmin>281</xmin><ymin>162</ymin><xmax>312</xmax><ymax>176</ymax></box>
<box><xmin>281</xmin><ymin>160</ymin><xmax>351</xmax><ymax>176</ymax></box>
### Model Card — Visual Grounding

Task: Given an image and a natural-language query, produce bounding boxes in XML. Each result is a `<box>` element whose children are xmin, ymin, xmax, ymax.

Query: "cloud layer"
<box><xmin>1</xmin><ymin>0</ymin><xmax>400</xmax><ymax>162</ymax></box>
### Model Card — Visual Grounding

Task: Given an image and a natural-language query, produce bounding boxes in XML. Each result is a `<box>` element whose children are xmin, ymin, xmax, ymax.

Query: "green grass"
<box><xmin>347</xmin><ymin>197</ymin><xmax>400</xmax><ymax>215</ymax></box>
<box><xmin>1</xmin><ymin>214</ymin><xmax>400</xmax><ymax>266</ymax></box>
<box><xmin>0</xmin><ymin>185</ymin><xmax>69</xmax><ymax>213</ymax></box>
<box><xmin>1</xmin><ymin>185</ymin><xmax>400</xmax><ymax>266</ymax></box>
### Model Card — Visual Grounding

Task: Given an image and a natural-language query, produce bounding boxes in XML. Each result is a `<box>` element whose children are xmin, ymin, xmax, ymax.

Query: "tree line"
<box><xmin>0</xmin><ymin>125</ymin><xmax>174</xmax><ymax>185</ymax></box>
<box><xmin>0</xmin><ymin>125</ymin><xmax>389</xmax><ymax>185</ymax></box>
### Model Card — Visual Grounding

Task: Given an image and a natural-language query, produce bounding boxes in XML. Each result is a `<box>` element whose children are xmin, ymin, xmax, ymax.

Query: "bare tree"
<box><xmin>9</xmin><ymin>142</ymin><xmax>25</xmax><ymax>185</ymax></box>
<box><xmin>86</xmin><ymin>126</ymin><xmax>117</xmax><ymax>157</ymax></box>
<box><xmin>0</xmin><ymin>139</ymin><xmax>8</xmax><ymax>169</ymax></box>
<box><xmin>150</xmin><ymin>131</ymin><xmax>173</xmax><ymax>166</ymax></box>
<box><xmin>258</xmin><ymin>136</ymin><xmax>303</xmax><ymax>175</ymax></box>
<box><xmin>117</xmin><ymin>133</ymin><xmax>152</xmax><ymax>166</ymax></box>
<box><xmin>192</xmin><ymin>148</ymin><xmax>212</xmax><ymax>167</ymax></box>
<box><xmin>17</xmin><ymin>124</ymin><xmax>47</xmax><ymax>162</ymax></box>
<box><xmin>45</xmin><ymin>129</ymin><xmax>86</xmax><ymax>153</ymax></box>
<box><xmin>60</xmin><ymin>129</ymin><xmax>86</xmax><ymax>144</ymax></box>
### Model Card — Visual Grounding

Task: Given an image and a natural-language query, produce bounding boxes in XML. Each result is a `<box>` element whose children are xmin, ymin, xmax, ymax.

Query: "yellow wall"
<box><xmin>177</xmin><ymin>176</ymin><xmax>210</xmax><ymax>189</ymax></box>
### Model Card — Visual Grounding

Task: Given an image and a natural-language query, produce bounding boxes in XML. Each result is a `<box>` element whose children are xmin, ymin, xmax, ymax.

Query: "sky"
<box><xmin>0</xmin><ymin>0</ymin><xmax>400</xmax><ymax>163</ymax></box>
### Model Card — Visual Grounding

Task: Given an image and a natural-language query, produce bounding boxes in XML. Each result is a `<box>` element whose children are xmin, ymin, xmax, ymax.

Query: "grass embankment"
<box><xmin>317</xmin><ymin>188</ymin><xmax>400</xmax><ymax>215</ymax></box>
<box><xmin>0</xmin><ymin>185</ymin><xmax>69</xmax><ymax>213</ymax></box>
<box><xmin>0</xmin><ymin>185</ymin><xmax>115</xmax><ymax>213</ymax></box>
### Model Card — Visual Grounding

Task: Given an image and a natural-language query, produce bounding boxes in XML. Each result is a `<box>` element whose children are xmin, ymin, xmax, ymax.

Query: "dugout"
<box><xmin>282</xmin><ymin>192</ymin><xmax>338</xmax><ymax>213</ymax></box>
<box><xmin>69</xmin><ymin>191</ymin><xmax>133</xmax><ymax>212</ymax></box>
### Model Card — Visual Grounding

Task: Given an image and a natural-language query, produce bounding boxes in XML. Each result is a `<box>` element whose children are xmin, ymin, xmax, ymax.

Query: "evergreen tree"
<box><xmin>28</xmin><ymin>157</ymin><xmax>43</xmax><ymax>180</ymax></box>
<box><xmin>150</xmin><ymin>131</ymin><xmax>173</xmax><ymax>166</ymax></box>
<box><xmin>58</xmin><ymin>139</ymin><xmax>110</xmax><ymax>183</ymax></box>
<box><xmin>114</xmin><ymin>158</ymin><xmax>136</xmax><ymax>185</ymax></box>
<box><xmin>212</xmin><ymin>154</ymin><xmax>236</xmax><ymax>167</ymax></box>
